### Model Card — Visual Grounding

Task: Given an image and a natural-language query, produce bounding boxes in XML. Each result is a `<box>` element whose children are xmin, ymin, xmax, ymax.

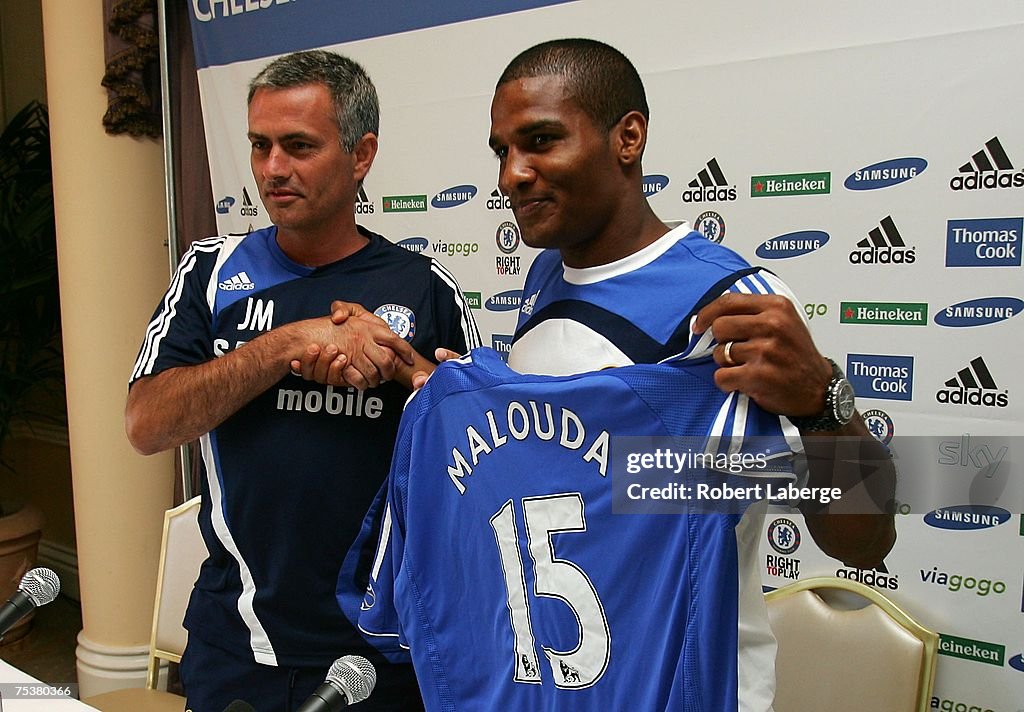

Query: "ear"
<box><xmin>352</xmin><ymin>132</ymin><xmax>378</xmax><ymax>183</ymax></box>
<box><xmin>613</xmin><ymin>110</ymin><xmax>647</xmax><ymax>168</ymax></box>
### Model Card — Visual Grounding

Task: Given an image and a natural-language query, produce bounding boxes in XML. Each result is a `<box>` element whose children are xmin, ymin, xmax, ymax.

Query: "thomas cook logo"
<box><xmin>496</xmin><ymin>221</ymin><xmax>521</xmax><ymax>254</ymax></box>
<box><xmin>936</xmin><ymin>356</ymin><xmax>1008</xmax><ymax>408</ymax></box>
<box><xmin>373</xmin><ymin>304</ymin><xmax>416</xmax><ymax>342</ymax></box>
<box><xmin>694</xmin><ymin>211</ymin><xmax>726</xmax><ymax>243</ymax></box>
<box><xmin>642</xmin><ymin>174</ymin><xmax>670</xmax><ymax>197</ymax></box>
<box><xmin>431</xmin><ymin>185</ymin><xmax>477</xmax><ymax>208</ymax></box>
<box><xmin>491</xmin><ymin>334</ymin><xmax>513</xmax><ymax>361</ymax></box>
<box><xmin>847</xmin><ymin>354</ymin><xmax>914</xmax><ymax>401</ymax></box>
<box><xmin>935</xmin><ymin>297</ymin><xmax>1024</xmax><ymax>327</ymax></box>
<box><xmin>845</xmin><ymin>157</ymin><xmax>927</xmax><ymax>190</ymax></box>
<box><xmin>681</xmin><ymin>158</ymin><xmax>737</xmax><ymax>203</ymax></box>
<box><xmin>945</xmin><ymin>217</ymin><xmax>1022</xmax><ymax>267</ymax></box>
<box><xmin>949</xmin><ymin>137</ymin><xmax>1024</xmax><ymax>191</ymax></box>
<box><xmin>756</xmin><ymin>231</ymin><xmax>828</xmax><ymax>260</ymax></box>
<box><xmin>849</xmin><ymin>216</ymin><xmax>916</xmax><ymax>265</ymax></box>
<box><xmin>767</xmin><ymin>518</ymin><xmax>801</xmax><ymax>555</ymax></box>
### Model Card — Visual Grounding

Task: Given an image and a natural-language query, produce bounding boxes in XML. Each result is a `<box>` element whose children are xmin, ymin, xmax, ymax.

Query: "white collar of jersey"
<box><xmin>561</xmin><ymin>222</ymin><xmax>692</xmax><ymax>285</ymax></box>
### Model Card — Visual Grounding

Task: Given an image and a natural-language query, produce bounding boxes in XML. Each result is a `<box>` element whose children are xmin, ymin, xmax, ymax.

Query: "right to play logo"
<box><xmin>935</xmin><ymin>356</ymin><xmax>1009</xmax><ymax>408</ymax></box>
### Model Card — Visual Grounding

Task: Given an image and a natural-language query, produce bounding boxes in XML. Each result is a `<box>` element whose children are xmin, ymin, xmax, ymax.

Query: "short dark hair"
<box><xmin>248</xmin><ymin>50</ymin><xmax>379</xmax><ymax>151</ymax></box>
<box><xmin>496</xmin><ymin>38</ymin><xmax>649</xmax><ymax>130</ymax></box>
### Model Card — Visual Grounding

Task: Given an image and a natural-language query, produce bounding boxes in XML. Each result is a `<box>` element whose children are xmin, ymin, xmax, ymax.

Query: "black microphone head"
<box><xmin>18</xmin><ymin>568</ymin><xmax>60</xmax><ymax>606</ymax></box>
<box><xmin>222</xmin><ymin>701</ymin><xmax>256</xmax><ymax>712</ymax></box>
<box><xmin>327</xmin><ymin>655</ymin><xmax>376</xmax><ymax>705</ymax></box>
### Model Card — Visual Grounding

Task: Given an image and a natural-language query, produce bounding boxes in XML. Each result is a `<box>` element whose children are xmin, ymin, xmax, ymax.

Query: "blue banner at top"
<box><xmin>190</xmin><ymin>0</ymin><xmax>574</xmax><ymax>69</ymax></box>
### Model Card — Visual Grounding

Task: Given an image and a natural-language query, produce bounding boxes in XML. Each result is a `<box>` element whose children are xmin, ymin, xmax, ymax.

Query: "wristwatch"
<box><xmin>790</xmin><ymin>358</ymin><xmax>856</xmax><ymax>431</ymax></box>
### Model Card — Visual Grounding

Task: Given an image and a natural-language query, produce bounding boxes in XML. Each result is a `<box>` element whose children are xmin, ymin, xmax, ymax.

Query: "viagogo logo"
<box><xmin>919</xmin><ymin>566</ymin><xmax>1006</xmax><ymax>597</ymax></box>
<box><xmin>929</xmin><ymin>696</ymin><xmax>995</xmax><ymax>712</ymax></box>
<box><xmin>431</xmin><ymin>241</ymin><xmax>479</xmax><ymax>257</ymax></box>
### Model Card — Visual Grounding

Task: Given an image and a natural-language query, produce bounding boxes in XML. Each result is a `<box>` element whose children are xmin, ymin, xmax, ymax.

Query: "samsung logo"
<box><xmin>431</xmin><ymin>184</ymin><xmax>477</xmax><ymax>208</ymax></box>
<box><xmin>935</xmin><ymin>297</ymin><xmax>1024</xmax><ymax>327</ymax></box>
<box><xmin>485</xmin><ymin>290</ymin><xmax>523</xmax><ymax>312</ymax></box>
<box><xmin>923</xmin><ymin>505</ymin><xmax>1011</xmax><ymax>531</ymax></box>
<box><xmin>1010</xmin><ymin>653</ymin><xmax>1024</xmax><ymax>672</ymax></box>
<box><xmin>755</xmin><ymin>231</ymin><xmax>829</xmax><ymax>259</ymax></box>
<box><xmin>397</xmin><ymin>237</ymin><xmax>428</xmax><ymax>253</ymax></box>
<box><xmin>642</xmin><ymin>174</ymin><xmax>670</xmax><ymax>196</ymax></box>
<box><xmin>845</xmin><ymin>157</ymin><xmax>927</xmax><ymax>191</ymax></box>
<box><xmin>216</xmin><ymin>196</ymin><xmax>235</xmax><ymax>214</ymax></box>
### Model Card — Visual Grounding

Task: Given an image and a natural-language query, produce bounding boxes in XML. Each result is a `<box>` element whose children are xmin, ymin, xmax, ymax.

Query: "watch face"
<box><xmin>835</xmin><ymin>380</ymin><xmax>856</xmax><ymax>423</ymax></box>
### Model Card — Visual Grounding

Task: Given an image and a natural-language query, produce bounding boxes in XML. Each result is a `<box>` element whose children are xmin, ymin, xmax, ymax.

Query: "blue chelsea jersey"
<box><xmin>350</xmin><ymin>347</ymin><xmax>799</xmax><ymax>711</ymax></box>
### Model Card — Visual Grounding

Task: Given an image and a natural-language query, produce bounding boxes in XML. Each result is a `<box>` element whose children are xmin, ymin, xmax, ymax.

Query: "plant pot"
<box><xmin>0</xmin><ymin>501</ymin><xmax>45</xmax><ymax>645</ymax></box>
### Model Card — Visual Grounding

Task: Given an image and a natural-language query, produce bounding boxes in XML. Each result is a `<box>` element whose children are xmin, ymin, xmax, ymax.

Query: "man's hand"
<box><xmin>290</xmin><ymin>301</ymin><xmax>415</xmax><ymax>389</ymax></box>
<box><xmin>693</xmin><ymin>293</ymin><xmax>830</xmax><ymax>417</ymax></box>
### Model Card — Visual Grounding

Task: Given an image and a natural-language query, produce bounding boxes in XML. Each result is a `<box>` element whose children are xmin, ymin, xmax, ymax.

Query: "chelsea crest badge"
<box><xmin>374</xmin><ymin>304</ymin><xmax>416</xmax><ymax>342</ymax></box>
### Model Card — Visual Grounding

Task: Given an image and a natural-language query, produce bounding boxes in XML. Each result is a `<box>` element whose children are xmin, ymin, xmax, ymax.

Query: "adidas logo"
<box><xmin>936</xmin><ymin>356</ymin><xmax>1008</xmax><ymax>407</ymax></box>
<box><xmin>681</xmin><ymin>157</ymin><xmax>737</xmax><ymax>203</ymax></box>
<box><xmin>239</xmin><ymin>187</ymin><xmax>259</xmax><ymax>217</ymax></box>
<box><xmin>218</xmin><ymin>271</ymin><xmax>256</xmax><ymax>291</ymax></box>
<box><xmin>849</xmin><ymin>216</ymin><xmax>916</xmax><ymax>264</ymax></box>
<box><xmin>487</xmin><ymin>188</ymin><xmax>511</xmax><ymax>210</ymax></box>
<box><xmin>355</xmin><ymin>185</ymin><xmax>374</xmax><ymax>214</ymax></box>
<box><xmin>949</xmin><ymin>137</ymin><xmax>1024</xmax><ymax>191</ymax></box>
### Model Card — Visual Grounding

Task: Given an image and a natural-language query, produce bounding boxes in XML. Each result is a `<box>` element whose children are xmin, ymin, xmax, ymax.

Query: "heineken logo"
<box><xmin>464</xmin><ymin>292</ymin><xmax>482</xmax><ymax>310</ymax></box>
<box><xmin>938</xmin><ymin>634</ymin><xmax>1005</xmax><ymax>666</ymax></box>
<box><xmin>840</xmin><ymin>302</ymin><xmax>927</xmax><ymax>325</ymax></box>
<box><xmin>383</xmin><ymin>194</ymin><xmax>428</xmax><ymax>212</ymax></box>
<box><xmin>751</xmin><ymin>171</ymin><xmax>830</xmax><ymax>197</ymax></box>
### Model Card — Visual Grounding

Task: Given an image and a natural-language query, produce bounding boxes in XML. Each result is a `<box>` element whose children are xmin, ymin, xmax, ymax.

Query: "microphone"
<box><xmin>0</xmin><ymin>567</ymin><xmax>60</xmax><ymax>639</ymax></box>
<box><xmin>221</xmin><ymin>701</ymin><xmax>256</xmax><ymax>712</ymax></box>
<box><xmin>296</xmin><ymin>655</ymin><xmax>377</xmax><ymax>711</ymax></box>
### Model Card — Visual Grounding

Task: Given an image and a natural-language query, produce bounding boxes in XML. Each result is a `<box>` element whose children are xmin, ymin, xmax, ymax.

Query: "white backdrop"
<box><xmin>189</xmin><ymin>2</ymin><xmax>1024</xmax><ymax>709</ymax></box>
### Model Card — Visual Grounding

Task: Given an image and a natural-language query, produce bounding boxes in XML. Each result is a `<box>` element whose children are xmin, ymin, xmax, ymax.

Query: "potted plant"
<box><xmin>0</xmin><ymin>100</ymin><xmax>62</xmax><ymax>643</ymax></box>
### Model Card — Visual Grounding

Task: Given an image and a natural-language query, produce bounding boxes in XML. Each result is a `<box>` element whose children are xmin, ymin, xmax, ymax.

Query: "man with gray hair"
<box><xmin>126</xmin><ymin>49</ymin><xmax>477</xmax><ymax>711</ymax></box>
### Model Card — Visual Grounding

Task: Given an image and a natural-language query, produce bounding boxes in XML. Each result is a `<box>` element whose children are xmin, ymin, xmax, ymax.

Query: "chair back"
<box><xmin>765</xmin><ymin>576</ymin><xmax>937</xmax><ymax>712</ymax></box>
<box><xmin>147</xmin><ymin>496</ymin><xmax>206</xmax><ymax>688</ymax></box>
<box><xmin>84</xmin><ymin>497</ymin><xmax>206</xmax><ymax>711</ymax></box>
